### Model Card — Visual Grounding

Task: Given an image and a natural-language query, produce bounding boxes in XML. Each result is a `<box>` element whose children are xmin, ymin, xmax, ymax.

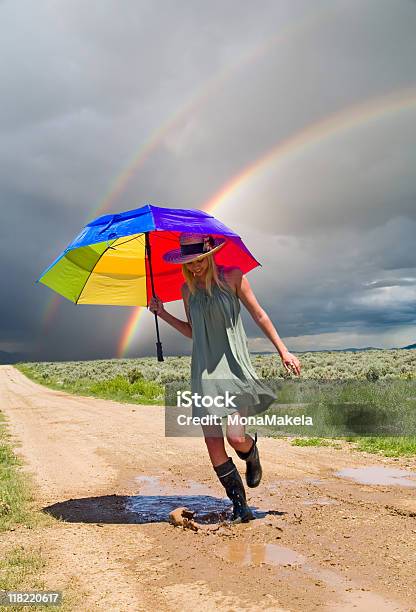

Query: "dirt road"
<box><xmin>1</xmin><ymin>365</ymin><xmax>415</xmax><ymax>611</ymax></box>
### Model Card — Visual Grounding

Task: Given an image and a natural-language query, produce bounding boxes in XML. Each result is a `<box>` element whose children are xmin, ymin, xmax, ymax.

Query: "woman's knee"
<box><xmin>201</xmin><ymin>424</ymin><xmax>223</xmax><ymax>439</ymax></box>
<box><xmin>226</xmin><ymin>433</ymin><xmax>247</xmax><ymax>448</ymax></box>
<box><xmin>202</xmin><ymin>425</ymin><xmax>223</xmax><ymax>447</ymax></box>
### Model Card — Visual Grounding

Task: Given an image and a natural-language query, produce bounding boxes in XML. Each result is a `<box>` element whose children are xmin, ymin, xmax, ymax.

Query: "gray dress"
<box><xmin>188</xmin><ymin>267</ymin><xmax>277</xmax><ymax>419</ymax></box>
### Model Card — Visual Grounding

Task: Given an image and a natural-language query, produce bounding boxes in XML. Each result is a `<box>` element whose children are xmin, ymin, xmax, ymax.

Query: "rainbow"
<box><xmin>84</xmin><ymin>4</ymin><xmax>332</xmax><ymax>226</ymax></box>
<box><xmin>202</xmin><ymin>86</ymin><xmax>416</xmax><ymax>213</ymax></box>
<box><xmin>118</xmin><ymin>86</ymin><xmax>416</xmax><ymax>357</ymax></box>
<box><xmin>40</xmin><ymin>4</ymin><xmax>336</xmax><ymax>354</ymax></box>
<box><xmin>41</xmin><ymin>293</ymin><xmax>62</xmax><ymax>334</ymax></box>
<box><xmin>117</xmin><ymin>306</ymin><xmax>146</xmax><ymax>358</ymax></box>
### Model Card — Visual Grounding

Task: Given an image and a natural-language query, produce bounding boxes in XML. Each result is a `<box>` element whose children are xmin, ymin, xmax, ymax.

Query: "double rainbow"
<box><xmin>117</xmin><ymin>86</ymin><xmax>416</xmax><ymax>356</ymax></box>
<box><xmin>41</xmin><ymin>4</ymin><xmax>337</xmax><ymax>352</ymax></box>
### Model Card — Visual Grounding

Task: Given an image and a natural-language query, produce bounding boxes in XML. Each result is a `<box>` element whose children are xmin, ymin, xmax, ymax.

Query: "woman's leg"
<box><xmin>225</xmin><ymin>409</ymin><xmax>254</xmax><ymax>453</ymax></box>
<box><xmin>201</xmin><ymin>424</ymin><xmax>228</xmax><ymax>467</ymax></box>
<box><xmin>225</xmin><ymin>410</ymin><xmax>262</xmax><ymax>488</ymax></box>
<box><xmin>201</xmin><ymin>422</ymin><xmax>254</xmax><ymax>522</ymax></box>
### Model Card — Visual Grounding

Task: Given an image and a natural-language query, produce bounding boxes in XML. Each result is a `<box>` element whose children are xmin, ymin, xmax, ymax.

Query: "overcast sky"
<box><xmin>1</xmin><ymin>0</ymin><xmax>415</xmax><ymax>361</ymax></box>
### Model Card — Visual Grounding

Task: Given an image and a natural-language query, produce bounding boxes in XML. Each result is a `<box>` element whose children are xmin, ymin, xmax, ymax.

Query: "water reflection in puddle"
<box><xmin>126</xmin><ymin>475</ymin><xmax>232</xmax><ymax>523</ymax></box>
<box><xmin>224</xmin><ymin>542</ymin><xmax>305</xmax><ymax>566</ymax></box>
<box><xmin>126</xmin><ymin>493</ymin><xmax>232</xmax><ymax>523</ymax></box>
<box><xmin>336</xmin><ymin>466</ymin><xmax>416</xmax><ymax>487</ymax></box>
<box><xmin>222</xmin><ymin>543</ymin><xmax>401</xmax><ymax>610</ymax></box>
<box><xmin>124</xmin><ymin>475</ymin><xmax>284</xmax><ymax>523</ymax></box>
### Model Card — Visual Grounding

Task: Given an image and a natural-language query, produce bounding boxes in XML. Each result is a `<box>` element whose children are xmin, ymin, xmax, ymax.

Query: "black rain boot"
<box><xmin>236</xmin><ymin>432</ymin><xmax>262</xmax><ymax>488</ymax></box>
<box><xmin>214</xmin><ymin>458</ymin><xmax>254</xmax><ymax>523</ymax></box>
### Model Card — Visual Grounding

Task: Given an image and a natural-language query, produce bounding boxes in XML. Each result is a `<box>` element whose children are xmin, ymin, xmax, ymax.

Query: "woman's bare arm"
<box><xmin>148</xmin><ymin>286</ymin><xmax>192</xmax><ymax>339</ymax></box>
<box><xmin>181</xmin><ymin>283</ymin><xmax>193</xmax><ymax>333</ymax></box>
<box><xmin>229</xmin><ymin>268</ymin><xmax>301</xmax><ymax>374</ymax></box>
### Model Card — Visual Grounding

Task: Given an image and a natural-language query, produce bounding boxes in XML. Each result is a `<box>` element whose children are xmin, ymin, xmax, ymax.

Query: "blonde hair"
<box><xmin>181</xmin><ymin>256</ymin><xmax>231</xmax><ymax>297</ymax></box>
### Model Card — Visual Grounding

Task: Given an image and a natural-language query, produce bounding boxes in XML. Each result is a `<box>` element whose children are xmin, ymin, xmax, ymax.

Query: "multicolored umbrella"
<box><xmin>36</xmin><ymin>203</ymin><xmax>261</xmax><ymax>360</ymax></box>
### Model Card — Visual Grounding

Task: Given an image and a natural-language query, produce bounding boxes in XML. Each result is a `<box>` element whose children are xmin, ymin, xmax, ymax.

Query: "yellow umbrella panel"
<box><xmin>38</xmin><ymin>233</ymin><xmax>148</xmax><ymax>306</ymax></box>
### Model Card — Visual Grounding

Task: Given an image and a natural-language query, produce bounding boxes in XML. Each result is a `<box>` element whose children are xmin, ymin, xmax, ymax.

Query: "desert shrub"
<box><xmin>127</xmin><ymin>368</ymin><xmax>144</xmax><ymax>384</ymax></box>
<box><xmin>17</xmin><ymin>348</ymin><xmax>416</xmax><ymax>399</ymax></box>
<box><xmin>366</xmin><ymin>367</ymin><xmax>380</xmax><ymax>382</ymax></box>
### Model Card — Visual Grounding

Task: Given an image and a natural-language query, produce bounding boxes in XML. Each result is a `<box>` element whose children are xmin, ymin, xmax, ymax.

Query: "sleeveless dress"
<box><xmin>188</xmin><ymin>267</ymin><xmax>277</xmax><ymax>419</ymax></box>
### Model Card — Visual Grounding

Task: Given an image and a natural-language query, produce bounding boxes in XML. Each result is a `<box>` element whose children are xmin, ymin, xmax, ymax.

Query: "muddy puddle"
<box><xmin>44</xmin><ymin>476</ymin><xmax>252</xmax><ymax>525</ymax></box>
<box><xmin>221</xmin><ymin>542</ymin><xmax>342</xmax><ymax>583</ymax></box>
<box><xmin>46</xmin><ymin>475</ymin><xmax>282</xmax><ymax>525</ymax></box>
<box><xmin>125</xmin><ymin>475</ymin><xmax>282</xmax><ymax>524</ymax></box>
<box><xmin>124</xmin><ymin>475</ymin><xmax>232</xmax><ymax>523</ymax></box>
<box><xmin>224</xmin><ymin>542</ymin><xmax>306</xmax><ymax>566</ymax></box>
<box><xmin>220</xmin><ymin>541</ymin><xmax>404</xmax><ymax>611</ymax></box>
<box><xmin>127</xmin><ymin>493</ymin><xmax>232</xmax><ymax>524</ymax></box>
<box><xmin>336</xmin><ymin>466</ymin><xmax>416</xmax><ymax>487</ymax></box>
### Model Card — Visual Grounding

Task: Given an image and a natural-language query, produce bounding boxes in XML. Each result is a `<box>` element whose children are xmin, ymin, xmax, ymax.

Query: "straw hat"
<box><xmin>163</xmin><ymin>232</ymin><xmax>226</xmax><ymax>264</ymax></box>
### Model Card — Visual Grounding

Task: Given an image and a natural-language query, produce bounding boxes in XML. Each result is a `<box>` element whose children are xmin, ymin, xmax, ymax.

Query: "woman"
<box><xmin>149</xmin><ymin>232</ymin><xmax>301</xmax><ymax>523</ymax></box>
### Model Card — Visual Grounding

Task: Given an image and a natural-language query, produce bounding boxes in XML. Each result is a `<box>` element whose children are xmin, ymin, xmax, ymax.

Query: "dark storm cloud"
<box><xmin>238</xmin><ymin>216</ymin><xmax>416</xmax><ymax>352</ymax></box>
<box><xmin>1</xmin><ymin>0</ymin><xmax>415</xmax><ymax>359</ymax></box>
<box><xmin>363</xmin><ymin>279</ymin><xmax>416</xmax><ymax>289</ymax></box>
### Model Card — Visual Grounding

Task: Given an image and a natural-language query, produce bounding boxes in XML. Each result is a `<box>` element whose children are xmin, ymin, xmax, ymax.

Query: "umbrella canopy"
<box><xmin>36</xmin><ymin>204</ymin><xmax>261</xmax><ymax>306</ymax></box>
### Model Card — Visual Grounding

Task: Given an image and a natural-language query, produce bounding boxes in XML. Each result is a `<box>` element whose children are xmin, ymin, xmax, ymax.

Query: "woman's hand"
<box><xmin>280</xmin><ymin>350</ymin><xmax>301</xmax><ymax>376</ymax></box>
<box><xmin>148</xmin><ymin>295</ymin><xmax>165</xmax><ymax>316</ymax></box>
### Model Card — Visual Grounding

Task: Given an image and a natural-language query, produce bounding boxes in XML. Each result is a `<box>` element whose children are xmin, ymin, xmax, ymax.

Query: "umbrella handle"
<box><xmin>152</xmin><ymin>311</ymin><xmax>164</xmax><ymax>362</ymax></box>
<box><xmin>146</xmin><ymin>232</ymin><xmax>164</xmax><ymax>362</ymax></box>
<box><xmin>156</xmin><ymin>340</ymin><xmax>163</xmax><ymax>362</ymax></box>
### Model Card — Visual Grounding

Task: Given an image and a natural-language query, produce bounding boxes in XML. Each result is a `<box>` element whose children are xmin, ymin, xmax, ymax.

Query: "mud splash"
<box><xmin>336</xmin><ymin>466</ymin><xmax>416</xmax><ymax>487</ymax></box>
